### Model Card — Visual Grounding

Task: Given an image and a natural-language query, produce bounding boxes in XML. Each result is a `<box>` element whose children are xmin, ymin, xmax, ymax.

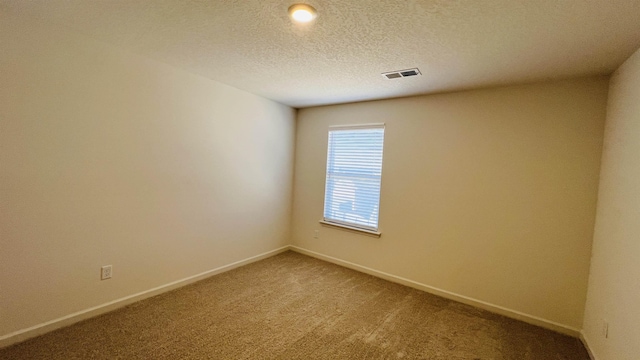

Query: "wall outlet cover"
<box><xmin>101</xmin><ymin>265</ymin><xmax>112</xmax><ymax>280</ymax></box>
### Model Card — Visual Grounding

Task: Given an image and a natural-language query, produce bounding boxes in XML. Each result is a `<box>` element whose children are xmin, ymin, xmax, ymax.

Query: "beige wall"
<box><xmin>582</xmin><ymin>47</ymin><xmax>640</xmax><ymax>359</ymax></box>
<box><xmin>0</xmin><ymin>15</ymin><xmax>295</xmax><ymax>338</ymax></box>
<box><xmin>292</xmin><ymin>78</ymin><xmax>608</xmax><ymax>331</ymax></box>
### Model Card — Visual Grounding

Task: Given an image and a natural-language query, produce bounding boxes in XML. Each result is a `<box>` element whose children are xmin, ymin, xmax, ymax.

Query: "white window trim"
<box><xmin>322</xmin><ymin>123</ymin><xmax>385</xmax><ymax>237</ymax></box>
<box><xmin>319</xmin><ymin>219</ymin><xmax>382</xmax><ymax>237</ymax></box>
<box><xmin>329</xmin><ymin>123</ymin><xmax>385</xmax><ymax>130</ymax></box>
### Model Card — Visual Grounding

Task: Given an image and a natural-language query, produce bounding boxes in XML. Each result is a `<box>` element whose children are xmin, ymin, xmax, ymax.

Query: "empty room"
<box><xmin>1</xmin><ymin>1</ymin><xmax>639</xmax><ymax>359</ymax></box>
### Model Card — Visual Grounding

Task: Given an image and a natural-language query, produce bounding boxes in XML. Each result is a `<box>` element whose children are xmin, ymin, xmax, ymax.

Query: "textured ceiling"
<box><xmin>2</xmin><ymin>0</ymin><xmax>640</xmax><ymax>107</ymax></box>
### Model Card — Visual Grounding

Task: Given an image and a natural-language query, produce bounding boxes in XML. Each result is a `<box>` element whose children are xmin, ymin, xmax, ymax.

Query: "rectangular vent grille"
<box><xmin>382</xmin><ymin>68</ymin><xmax>421</xmax><ymax>80</ymax></box>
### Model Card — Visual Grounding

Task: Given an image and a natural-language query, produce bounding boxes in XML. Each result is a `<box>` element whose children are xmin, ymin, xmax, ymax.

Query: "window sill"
<box><xmin>319</xmin><ymin>220</ymin><xmax>382</xmax><ymax>237</ymax></box>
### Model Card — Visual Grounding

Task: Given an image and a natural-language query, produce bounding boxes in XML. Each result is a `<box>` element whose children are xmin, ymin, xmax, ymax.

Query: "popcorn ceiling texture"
<box><xmin>2</xmin><ymin>0</ymin><xmax>640</xmax><ymax>107</ymax></box>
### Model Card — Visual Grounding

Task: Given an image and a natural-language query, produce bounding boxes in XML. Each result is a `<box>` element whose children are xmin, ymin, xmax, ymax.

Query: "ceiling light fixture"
<box><xmin>288</xmin><ymin>4</ymin><xmax>317</xmax><ymax>23</ymax></box>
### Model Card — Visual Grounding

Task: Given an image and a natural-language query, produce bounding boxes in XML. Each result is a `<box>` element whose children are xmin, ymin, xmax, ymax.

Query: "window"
<box><xmin>322</xmin><ymin>124</ymin><xmax>385</xmax><ymax>234</ymax></box>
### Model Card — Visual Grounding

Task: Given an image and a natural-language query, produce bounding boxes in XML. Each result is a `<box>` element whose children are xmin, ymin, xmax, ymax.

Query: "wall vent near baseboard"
<box><xmin>382</xmin><ymin>68</ymin><xmax>421</xmax><ymax>80</ymax></box>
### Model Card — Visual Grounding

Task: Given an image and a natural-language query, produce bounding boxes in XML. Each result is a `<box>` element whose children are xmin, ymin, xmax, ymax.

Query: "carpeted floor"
<box><xmin>0</xmin><ymin>251</ymin><xmax>589</xmax><ymax>359</ymax></box>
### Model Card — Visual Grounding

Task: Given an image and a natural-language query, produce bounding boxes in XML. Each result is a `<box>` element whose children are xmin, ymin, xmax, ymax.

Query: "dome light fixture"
<box><xmin>288</xmin><ymin>4</ymin><xmax>317</xmax><ymax>23</ymax></box>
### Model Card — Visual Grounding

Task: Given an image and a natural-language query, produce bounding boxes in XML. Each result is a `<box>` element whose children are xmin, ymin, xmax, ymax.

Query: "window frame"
<box><xmin>320</xmin><ymin>123</ymin><xmax>385</xmax><ymax>236</ymax></box>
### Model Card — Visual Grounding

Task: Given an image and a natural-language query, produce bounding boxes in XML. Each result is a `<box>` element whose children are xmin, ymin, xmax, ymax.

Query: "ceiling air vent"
<box><xmin>382</xmin><ymin>68</ymin><xmax>421</xmax><ymax>80</ymax></box>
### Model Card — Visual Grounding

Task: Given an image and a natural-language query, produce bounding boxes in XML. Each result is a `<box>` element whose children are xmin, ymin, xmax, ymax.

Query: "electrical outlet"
<box><xmin>602</xmin><ymin>320</ymin><xmax>609</xmax><ymax>338</ymax></box>
<box><xmin>101</xmin><ymin>265</ymin><xmax>112</xmax><ymax>280</ymax></box>
<box><xmin>313</xmin><ymin>230</ymin><xmax>319</xmax><ymax>239</ymax></box>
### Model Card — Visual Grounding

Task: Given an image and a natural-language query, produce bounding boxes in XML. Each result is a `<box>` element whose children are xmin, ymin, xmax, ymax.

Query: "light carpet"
<box><xmin>0</xmin><ymin>251</ymin><xmax>590</xmax><ymax>359</ymax></box>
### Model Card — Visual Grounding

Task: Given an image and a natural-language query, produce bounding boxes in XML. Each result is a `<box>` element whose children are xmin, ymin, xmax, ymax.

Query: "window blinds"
<box><xmin>323</xmin><ymin>125</ymin><xmax>385</xmax><ymax>231</ymax></box>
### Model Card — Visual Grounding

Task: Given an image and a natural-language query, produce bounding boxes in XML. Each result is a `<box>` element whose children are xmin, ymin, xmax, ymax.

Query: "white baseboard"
<box><xmin>0</xmin><ymin>246</ymin><xmax>290</xmax><ymax>349</ymax></box>
<box><xmin>290</xmin><ymin>245</ymin><xmax>581</xmax><ymax>338</ymax></box>
<box><xmin>580</xmin><ymin>331</ymin><xmax>598</xmax><ymax>360</ymax></box>
<box><xmin>1</xmin><ymin>244</ymin><xmax>584</xmax><ymax>350</ymax></box>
